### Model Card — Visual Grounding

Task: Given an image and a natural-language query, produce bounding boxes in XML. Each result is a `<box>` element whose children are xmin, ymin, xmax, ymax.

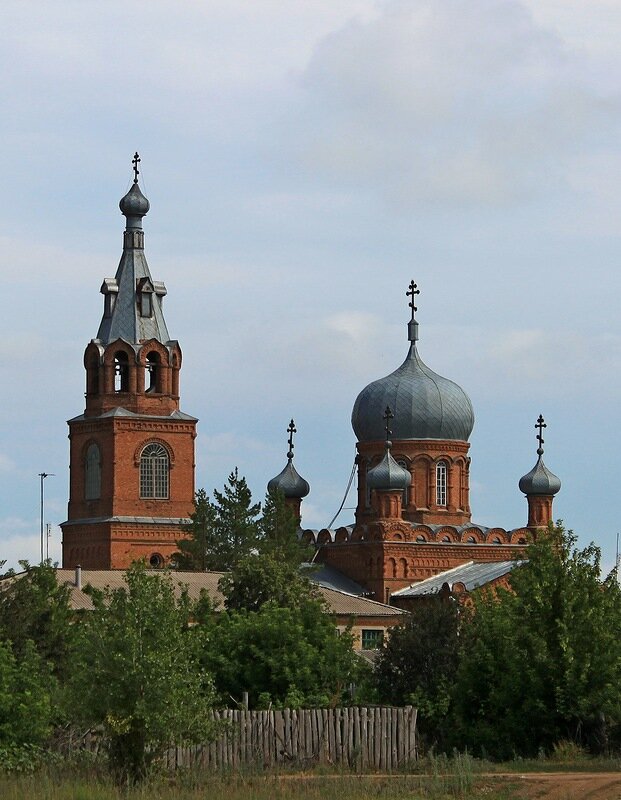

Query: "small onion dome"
<box><xmin>352</xmin><ymin>343</ymin><xmax>474</xmax><ymax>443</ymax></box>
<box><xmin>367</xmin><ymin>444</ymin><xmax>410</xmax><ymax>492</ymax></box>
<box><xmin>268</xmin><ymin>459</ymin><xmax>310</xmax><ymax>499</ymax></box>
<box><xmin>119</xmin><ymin>182</ymin><xmax>150</xmax><ymax>219</ymax></box>
<box><xmin>519</xmin><ymin>453</ymin><xmax>561</xmax><ymax>496</ymax></box>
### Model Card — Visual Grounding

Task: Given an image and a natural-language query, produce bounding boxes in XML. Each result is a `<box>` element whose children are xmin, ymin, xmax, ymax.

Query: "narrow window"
<box><xmin>397</xmin><ymin>459</ymin><xmax>410</xmax><ymax>505</ymax></box>
<box><xmin>140</xmin><ymin>443</ymin><xmax>169</xmax><ymax>499</ymax></box>
<box><xmin>85</xmin><ymin>443</ymin><xmax>101</xmax><ymax>500</ymax></box>
<box><xmin>114</xmin><ymin>352</ymin><xmax>129</xmax><ymax>392</ymax></box>
<box><xmin>140</xmin><ymin>291</ymin><xmax>152</xmax><ymax>317</ymax></box>
<box><xmin>436</xmin><ymin>460</ymin><xmax>447</xmax><ymax>506</ymax></box>
<box><xmin>361</xmin><ymin>629</ymin><xmax>384</xmax><ymax>650</ymax></box>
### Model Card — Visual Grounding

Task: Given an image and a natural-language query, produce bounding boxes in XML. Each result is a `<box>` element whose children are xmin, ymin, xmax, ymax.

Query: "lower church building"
<box><xmin>60</xmin><ymin>159</ymin><xmax>561</xmax><ymax>609</ymax></box>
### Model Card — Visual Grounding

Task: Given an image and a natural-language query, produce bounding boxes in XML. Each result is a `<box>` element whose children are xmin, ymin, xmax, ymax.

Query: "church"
<box><xmin>60</xmin><ymin>158</ymin><xmax>561</xmax><ymax>607</ymax></box>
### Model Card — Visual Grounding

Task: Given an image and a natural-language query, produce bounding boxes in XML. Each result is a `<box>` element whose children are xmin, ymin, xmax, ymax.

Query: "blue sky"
<box><xmin>2</xmin><ymin>0</ymin><xmax>621</xmax><ymax>572</ymax></box>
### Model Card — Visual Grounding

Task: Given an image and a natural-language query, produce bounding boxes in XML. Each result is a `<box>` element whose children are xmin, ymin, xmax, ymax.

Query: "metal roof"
<box><xmin>302</xmin><ymin>563</ymin><xmax>366</xmax><ymax>596</ymax></box>
<box><xmin>352</xmin><ymin>342</ymin><xmax>474</xmax><ymax>443</ymax></box>
<box><xmin>44</xmin><ymin>569</ymin><xmax>405</xmax><ymax>619</ymax></box>
<box><xmin>391</xmin><ymin>560</ymin><xmax>522</xmax><ymax>597</ymax></box>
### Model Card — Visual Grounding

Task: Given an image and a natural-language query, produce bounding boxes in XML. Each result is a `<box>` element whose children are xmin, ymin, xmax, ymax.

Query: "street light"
<box><xmin>38</xmin><ymin>472</ymin><xmax>54</xmax><ymax>564</ymax></box>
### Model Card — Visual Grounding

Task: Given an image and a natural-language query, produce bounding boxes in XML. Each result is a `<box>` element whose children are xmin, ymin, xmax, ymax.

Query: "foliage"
<box><xmin>258</xmin><ymin>488</ymin><xmax>312</xmax><ymax>566</ymax></box>
<box><xmin>0</xmin><ymin>561</ymin><xmax>74</xmax><ymax>675</ymax></box>
<box><xmin>453</xmin><ymin>523</ymin><xmax>621</xmax><ymax>758</ymax></box>
<box><xmin>373</xmin><ymin>598</ymin><xmax>460</xmax><ymax>747</ymax></box>
<box><xmin>174</xmin><ymin>471</ymin><xmax>261</xmax><ymax>571</ymax></box>
<box><xmin>68</xmin><ymin>562</ymin><xmax>216</xmax><ymax>782</ymax></box>
<box><xmin>0</xmin><ymin>639</ymin><xmax>53</xmax><ymax>748</ymax></box>
<box><xmin>173</xmin><ymin>489</ymin><xmax>217</xmax><ymax>571</ymax></box>
<box><xmin>201</xmin><ymin>596</ymin><xmax>359</xmax><ymax>709</ymax></box>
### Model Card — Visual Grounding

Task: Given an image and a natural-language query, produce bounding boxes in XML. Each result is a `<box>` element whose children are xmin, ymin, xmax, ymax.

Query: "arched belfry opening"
<box><xmin>62</xmin><ymin>154</ymin><xmax>197</xmax><ymax>570</ymax></box>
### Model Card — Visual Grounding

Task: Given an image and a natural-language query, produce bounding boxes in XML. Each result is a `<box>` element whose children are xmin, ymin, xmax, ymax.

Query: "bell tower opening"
<box><xmin>114</xmin><ymin>352</ymin><xmax>129</xmax><ymax>392</ymax></box>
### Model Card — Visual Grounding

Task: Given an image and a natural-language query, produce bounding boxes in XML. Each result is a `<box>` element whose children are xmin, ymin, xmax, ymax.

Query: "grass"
<box><xmin>2</xmin><ymin>749</ymin><xmax>621</xmax><ymax>800</ymax></box>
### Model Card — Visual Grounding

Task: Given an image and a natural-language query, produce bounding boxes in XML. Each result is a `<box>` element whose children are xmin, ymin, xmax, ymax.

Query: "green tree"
<box><xmin>173</xmin><ymin>488</ymin><xmax>217</xmax><ymax>570</ymax></box>
<box><xmin>258</xmin><ymin>488</ymin><xmax>311</xmax><ymax>566</ymax></box>
<box><xmin>374</xmin><ymin>598</ymin><xmax>460</xmax><ymax>749</ymax></box>
<box><xmin>174</xmin><ymin>470</ymin><xmax>260</xmax><ymax>571</ymax></box>
<box><xmin>0</xmin><ymin>561</ymin><xmax>74</xmax><ymax>676</ymax></box>
<box><xmin>202</xmin><ymin>597</ymin><xmax>359</xmax><ymax>709</ymax></box>
<box><xmin>454</xmin><ymin>523</ymin><xmax>621</xmax><ymax>758</ymax></box>
<box><xmin>0</xmin><ymin>639</ymin><xmax>53</xmax><ymax>748</ymax></box>
<box><xmin>69</xmin><ymin>562</ymin><xmax>216</xmax><ymax>782</ymax></box>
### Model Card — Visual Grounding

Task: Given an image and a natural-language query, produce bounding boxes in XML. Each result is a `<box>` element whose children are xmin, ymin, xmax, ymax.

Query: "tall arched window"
<box><xmin>85</xmin><ymin>443</ymin><xmax>101</xmax><ymax>500</ymax></box>
<box><xmin>436</xmin><ymin>460</ymin><xmax>448</xmax><ymax>506</ymax></box>
<box><xmin>140</xmin><ymin>443</ymin><xmax>169</xmax><ymax>499</ymax></box>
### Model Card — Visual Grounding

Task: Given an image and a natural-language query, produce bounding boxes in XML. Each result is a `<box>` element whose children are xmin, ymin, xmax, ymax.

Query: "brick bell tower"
<box><xmin>61</xmin><ymin>154</ymin><xmax>197</xmax><ymax>569</ymax></box>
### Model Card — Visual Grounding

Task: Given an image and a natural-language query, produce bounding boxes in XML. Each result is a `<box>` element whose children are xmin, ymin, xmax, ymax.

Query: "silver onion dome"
<box><xmin>352</xmin><ymin>283</ymin><xmax>474</xmax><ymax>443</ymax></box>
<box><xmin>268</xmin><ymin>460</ymin><xmax>310</xmax><ymax>499</ymax></box>
<box><xmin>367</xmin><ymin>443</ymin><xmax>410</xmax><ymax>492</ymax></box>
<box><xmin>518</xmin><ymin>415</ymin><xmax>561</xmax><ymax>496</ymax></box>
<box><xmin>267</xmin><ymin>419</ymin><xmax>310</xmax><ymax>499</ymax></box>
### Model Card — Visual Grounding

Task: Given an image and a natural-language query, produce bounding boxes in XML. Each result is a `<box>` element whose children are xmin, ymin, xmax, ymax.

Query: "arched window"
<box><xmin>436</xmin><ymin>460</ymin><xmax>448</xmax><ymax>506</ymax></box>
<box><xmin>140</xmin><ymin>443</ymin><xmax>169</xmax><ymax>499</ymax></box>
<box><xmin>114</xmin><ymin>352</ymin><xmax>129</xmax><ymax>392</ymax></box>
<box><xmin>145</xmin><ymin>351</ymin><xmax>160</xmax><ymax>393</ymax></box>
<box><xmin>85</xmin><ymin>443</ymin><xmax>101</xmax><ymax>500</ymax></box>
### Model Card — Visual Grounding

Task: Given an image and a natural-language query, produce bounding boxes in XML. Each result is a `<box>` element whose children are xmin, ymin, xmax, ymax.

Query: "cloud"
<box><xmin>294</xmin><ymin>0</ymin><xmax>621</xmax><ymax>207</ymax></box>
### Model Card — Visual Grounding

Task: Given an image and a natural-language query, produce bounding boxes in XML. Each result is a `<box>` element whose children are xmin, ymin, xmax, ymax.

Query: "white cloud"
<box><xmin>294</xmin><ymin>0</ymin><xmax>621</xmax><ymax>207</ymax></box>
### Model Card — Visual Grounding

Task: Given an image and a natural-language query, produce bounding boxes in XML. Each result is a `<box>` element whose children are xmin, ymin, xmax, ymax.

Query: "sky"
<box><xmin>1</xmin><ymin>0</ymin><xmax>621</xmax><ymax>573</ymax></box>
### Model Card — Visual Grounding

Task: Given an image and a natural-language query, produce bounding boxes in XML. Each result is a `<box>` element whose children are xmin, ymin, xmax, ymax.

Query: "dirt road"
<box><xmin>481</xmin><ymin>772</ymin><xmax>621</xmax><ymax>799</ymax></box>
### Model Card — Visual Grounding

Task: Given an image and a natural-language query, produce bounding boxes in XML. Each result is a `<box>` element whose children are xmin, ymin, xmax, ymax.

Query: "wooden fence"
<box><xmin>163</xmin><ymin>706</ymin><xmax>417</xmax><ymax>770</ymax></box>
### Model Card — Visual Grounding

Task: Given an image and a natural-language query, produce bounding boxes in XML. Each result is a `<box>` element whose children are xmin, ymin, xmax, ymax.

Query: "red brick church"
<box><xmin>61</xmin><ymin>159</ymin><xmax>561</xmax><ymax>602</ymax></box>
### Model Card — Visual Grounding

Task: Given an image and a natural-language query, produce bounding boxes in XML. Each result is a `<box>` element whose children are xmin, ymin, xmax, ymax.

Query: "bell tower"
<box><xmin>61</xmin><ymin>155</ymin><xmax>197</xmax><ymax>569</ymax></box>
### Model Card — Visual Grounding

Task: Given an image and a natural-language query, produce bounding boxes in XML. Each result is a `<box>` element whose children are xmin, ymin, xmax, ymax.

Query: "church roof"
<box><xmin>351</xmin><ymin>283</ymin><xmax>474</xmax><ymax>443</ymax></box>
<box><xmin>391</xmin><ymin>560</ymin><xmax>522</xmax><ymax>597</ymax></box>
<box><xmin>95</xmin><ymin>159</ymin><xmax>171</xmax><ymax>346</ymax></box>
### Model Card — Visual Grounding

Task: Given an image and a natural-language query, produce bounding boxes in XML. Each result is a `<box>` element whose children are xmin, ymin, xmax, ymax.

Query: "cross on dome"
<box><xmin>406</xmin><ymin>280</ymin><xmax>420</xmax><ymax>321</ymax></box>
<box><xmin>287</xmin><ymin>419</ymin><xmax>297</xmax><ymax>460</ymax></box>
<box><xmin>535</xmin><ymin>414</ymin><xmax>546</xmax><ymax>455</ymax></box>
<box><xmin>132</xmin><ymin>152</ymin><xmax>141</xmax><ymax>184</ymax></box>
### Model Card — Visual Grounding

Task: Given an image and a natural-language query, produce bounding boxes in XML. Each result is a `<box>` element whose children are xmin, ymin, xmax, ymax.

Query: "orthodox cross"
<box><xmin>383</xmin><ymin>406</ymin><xmax>394</xmax><ymax>442</ymax></box>
<box><xmin>406</xmin><ymin>280</ymin><xmax>420</xmax><ymax>320</ymax></box>
<box><xmin>287</xmin><ymin>419</ymin><xmax>296</xmax><ymax>460</ymax></box>
<box><xmin>132</xmin><ymin>152</ymin><xmax>141</xmax><ymax>184</ymax></box>
<box><xmin>535</xmin><ymin>414</ymin><xmax>546</xmax><ymax>453</ymax></box>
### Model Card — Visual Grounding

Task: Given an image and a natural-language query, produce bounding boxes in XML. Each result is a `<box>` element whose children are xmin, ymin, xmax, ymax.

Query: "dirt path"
<box><xmin>479</xmin><ymin>772</ymin><xmax>621</xmax><ymax>799</ymax></box>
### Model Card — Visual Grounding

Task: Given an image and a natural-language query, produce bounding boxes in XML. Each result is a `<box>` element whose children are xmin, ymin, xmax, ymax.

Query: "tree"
<box><xmin>173</xmin><ymin>488</ymin><xmax>217</xmax><ymax>571</ymax></box>
<box><xmin>0</xmin><ymin>561</ymin><xmax>74</xmax><ymax>676</ymax></box>
<box><xmin>202</xmin><ymin>597</ymin><xmax>359</xmax><ymax>709</ymax></box>
<box><xmin>258</xmin><ymin>488</ymin><xmax>311</xmax><ymax>566</ymax></box>
<box><xmin>0</xmin><ymin>639</ymin><xmax>53</xmax><ymax>748</ymax></box>
<box><xmin>69</xmin><ymin>563</ymin><xmax>216</xmax><ymax>782</ymax></box>
<box><xmin>453</xmin><ymin>523</ymin><xmax>621</xmax><ymax>758</ymax></box>
<box><xmin>174</xmin><ymin>470</ymin><xmax>260</xmax><ymax>571</ymax></box>
<box><xmin>374</xmin><ymin>598</ymin><xmax>460</xmax><ymax>749</ymax></box>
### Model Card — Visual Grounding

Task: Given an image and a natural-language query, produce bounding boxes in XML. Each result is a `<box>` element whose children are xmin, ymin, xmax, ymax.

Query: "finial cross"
<box><xmin>406</xmin><ymin>280</ymin><xmax>420</xmax><ymax>321</ymax></box>
<box><xmin>535</xmin><ymin>414</ymin><xmax>546</xmax><ymax>453</ymax></box>
<box><xmin>132</xmin><ymin>152</ymin><xmax>141</xmax><ymax>184</ymax></box>
<box><xmin>383</xmin><ymin>406</ymin><xmax>394</xmax><ymax>442</ymax></box>
<box><xmin>287</xmin><ymin>419</ymin><xmax>296</xmax><ymax>460</ymax></box>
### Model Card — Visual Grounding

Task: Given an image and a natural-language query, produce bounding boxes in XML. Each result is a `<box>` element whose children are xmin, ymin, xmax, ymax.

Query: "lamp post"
<box><xmin>38</xmin><ymin>472</ymin><xmax>54</xmax><ymax>564</ymax></box>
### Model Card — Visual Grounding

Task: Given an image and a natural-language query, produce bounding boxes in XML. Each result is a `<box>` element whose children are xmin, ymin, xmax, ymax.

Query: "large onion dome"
<box><xmin>267</xmin><ymin>419</ymin><xmax>310</xmax><ymax>499</ymax></box>
<box><xmin>352</xmin><ymin>283</ymin><xmax>474</xmax><ymax>443</ymax></box>
<box><xmin>518</xmin><ymin>415</ymin><xmax>561</xmax><ymax>496</ymax></box>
